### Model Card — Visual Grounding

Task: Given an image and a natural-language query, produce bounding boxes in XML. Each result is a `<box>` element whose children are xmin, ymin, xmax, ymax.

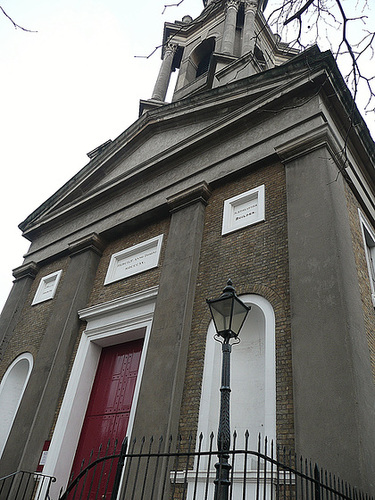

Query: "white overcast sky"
<box><xmin>0</xmin><ymin>0</ymin><xmax>374</xmax><ymax>312</ymax></box>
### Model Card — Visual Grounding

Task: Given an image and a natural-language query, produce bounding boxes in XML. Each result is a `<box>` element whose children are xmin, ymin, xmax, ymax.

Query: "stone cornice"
<box><xmin>17</xmin><ymin>48</ymin><xmax>329</xmax><ymax>237</ymax></box>
<box><xmin>275</xmin><ymin>121</ymin><xmax>341</xmax><ymax>164</ymax></box>
<box><xmin>17</xmin><ymin>48</ymin><xmax>375</xmax><ymax>266</ymax></box>
<box><xmin>21</xmin><ymin>68</ymin><xmax>327</xmax><ymax>240</ymax></box>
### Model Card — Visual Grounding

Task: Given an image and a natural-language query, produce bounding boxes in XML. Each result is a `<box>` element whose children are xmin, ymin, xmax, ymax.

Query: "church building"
<box><xmin>1</xmin><ymin>0</ymin><xmax>375</xmax><ymax>498</ymax></box>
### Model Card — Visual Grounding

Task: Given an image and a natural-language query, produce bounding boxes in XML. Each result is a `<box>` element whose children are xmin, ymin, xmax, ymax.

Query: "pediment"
<box><xmin>20</xmin><ymin>46</ymin><xmax>371</xmax><ymax>240</ymax></box>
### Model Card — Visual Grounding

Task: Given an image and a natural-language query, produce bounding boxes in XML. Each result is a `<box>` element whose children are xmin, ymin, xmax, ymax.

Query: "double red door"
<box><xmin>70</xmin><ymin>339</ymin><xmax>143</xmax><ymax>498</ymax></box>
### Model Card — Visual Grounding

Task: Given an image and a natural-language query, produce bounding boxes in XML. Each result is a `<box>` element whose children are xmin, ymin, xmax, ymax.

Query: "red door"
<box><xmin>69</xmin><ymin>339</ymin><xmax>143</xmax><ymax>498</ymax></box>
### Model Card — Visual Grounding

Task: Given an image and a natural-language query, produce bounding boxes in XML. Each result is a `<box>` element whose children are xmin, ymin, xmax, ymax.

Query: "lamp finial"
<box><xmin>221</xmin><ymin>279</ymin><xmax>235</xmax><ymax>298</ymax></box>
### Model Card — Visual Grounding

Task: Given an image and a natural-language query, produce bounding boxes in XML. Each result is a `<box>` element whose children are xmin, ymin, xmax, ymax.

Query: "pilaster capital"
<box><xmin>167</xmin><ymin>181</ymin><xmax>211</xmax><ymax>213</ymax></box>
<box><xmin>12</xmin><ymin>261</ymin><xmax>40</xmax><ymax>281</ymax></box>
<box><xmin>68</xmin><ymin>233</ymin><xmax>106</xmax><ymax>257</ymax></box>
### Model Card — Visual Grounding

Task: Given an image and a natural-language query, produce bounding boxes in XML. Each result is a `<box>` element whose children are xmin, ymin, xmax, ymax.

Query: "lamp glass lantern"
<box><xmin>207</xmin><ymin>280</ymin><xmax>250</xmax><ymax>341</ymax></box>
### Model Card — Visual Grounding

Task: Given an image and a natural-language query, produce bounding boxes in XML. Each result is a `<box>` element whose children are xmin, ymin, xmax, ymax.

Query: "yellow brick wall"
<box><xmin>345</xmin><ymin>184</ymin><xmax>375</xmax><ymax>382</ymax></box>
<box><xmin>178</xmin><ymin>162</ymin><xmax>294</xmax><ymax>450</ymax></box>
<box><xmin>87</xmin><ymin>217</ymin><xmax>170</xmax><ymax>307</ymax></box>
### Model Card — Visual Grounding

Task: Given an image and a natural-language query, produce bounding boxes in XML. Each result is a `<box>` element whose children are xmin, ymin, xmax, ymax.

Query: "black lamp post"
<box><xmin>206</xmin><ymin>280</ymin><xmax>251</xmax><ymax>500</ymax></box>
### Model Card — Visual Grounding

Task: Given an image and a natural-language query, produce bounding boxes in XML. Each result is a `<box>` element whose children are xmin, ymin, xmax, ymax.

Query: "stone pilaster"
<box><xmin>151</xmin><ymin>43</ymin><xmax>178</xmax><ymax>102</ymax></box>
<box><xmin>126</xmin><ymin>182</ymin><xmax>211</xmax><ymax>497</ymax></box>
<box><xmin>0</xmin><ymin>262</ymin><xmax>39</xmax><ymax>352</ymax></box>
<box><xmin>283</xmin><ymin>144</ymin><xmax>375</xmax><ymax>493</ymax></box>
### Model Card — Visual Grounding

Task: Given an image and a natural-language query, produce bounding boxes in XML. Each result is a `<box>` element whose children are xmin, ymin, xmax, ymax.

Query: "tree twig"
<box><xmin>284</xmin><ymin>0</ymin><xmax>314</xmax><ymax>25</ymax></box>
<box><xmin>0</xmin><ymin>5</ymin><xmax>37</xmax><ymax>32</ymax></box>
<box><xmin>162</xmin><ymin>0</ymin><xmax>185</xmax><ymax>15</ymax></box>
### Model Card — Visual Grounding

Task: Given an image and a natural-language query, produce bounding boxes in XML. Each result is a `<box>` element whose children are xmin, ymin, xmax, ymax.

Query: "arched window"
<box><xmin>198</xmin><ymin>295</ymin><xmax>276</xmax><ymax>447</ymax></box>
<box><xmin>192</xmin><ymin>38</ymin><xmax>216</xmax><ymax>78</ymax></box>
<box><xmin>254</xmin><ymin>45</ymin><xmax>267</xmax><ymax>70</ymax></box>
<box><xmin>0</xmin><ymin>353</ymin><xmax>33</xmax><ymax>457</ymax></box>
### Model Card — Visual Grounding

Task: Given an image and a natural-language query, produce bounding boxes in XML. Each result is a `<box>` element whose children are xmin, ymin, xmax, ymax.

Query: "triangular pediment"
<box><xmin>19</xmin><ymin>46</ymin><xmax>374</xmax><ymax>240</ymax></box>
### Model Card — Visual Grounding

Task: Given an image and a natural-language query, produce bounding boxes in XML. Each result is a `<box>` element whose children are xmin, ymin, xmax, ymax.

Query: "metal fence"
<box><xmin>58</xmin><ymin>432</ymin><xmax>373</xmax><ymax>500</ymax></box>
<box><xmin>0</xmin><ymin>470</ymin><xmax>56</xmax><ymax>500</ymax></box>
<box><xmin>58</xmin><ymin>438</ymin><xmax>126</xmax><ymax>500</ymax></box>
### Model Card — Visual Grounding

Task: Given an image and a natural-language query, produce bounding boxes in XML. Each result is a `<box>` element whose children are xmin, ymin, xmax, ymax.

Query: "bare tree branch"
<box><xmin>284</xmin><ymin>0</ymin><xmax>314</xmax><ymax>25</ymax></box>
<box><xmin>0</xmin><ymin>5</ymin><xmax>37</xmax><ymax>32</ymax></box>
<box><xmin>162</xmin><ymin>0</ymin><xmax>185</xmax><ymax>15</ymax></box>
<box><xmin>134</xmin><ymin>45</ymin><xmax>162</xmax><ymax>59</ymax></box>
<box><xmin>266</xmin><ymin>0</ymin><xmax>375</xmax><ymax>114</ymax></box>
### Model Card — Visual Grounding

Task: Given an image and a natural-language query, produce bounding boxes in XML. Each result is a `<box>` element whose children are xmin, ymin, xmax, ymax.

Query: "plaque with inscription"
<box><xmin>222</xmin><ymin>185</ymin><xmax>265</xmax><ymax>235</ymax></box>
<box><xmin>32</xmin><ymin>270</ymin><xmax>62</xmax><ymax>305</ymax></box>
<box><xmin>104</xmin><ymin>235</ymin><xmax>164</xmax><ymax>285</ymax></box>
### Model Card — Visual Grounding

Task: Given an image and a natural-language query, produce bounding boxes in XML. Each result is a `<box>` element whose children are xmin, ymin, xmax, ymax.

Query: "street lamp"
<box><xmin>206</xmin><ymin>280</ymin><xmax>250</xmax><ymax>500</ymax></box>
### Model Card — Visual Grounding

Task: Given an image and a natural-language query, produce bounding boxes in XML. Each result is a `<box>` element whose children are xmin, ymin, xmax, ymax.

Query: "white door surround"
<box><xmin>42</xmin><ymin>286</ymin><xmax>158</xmax><ymax>498</ymax></box>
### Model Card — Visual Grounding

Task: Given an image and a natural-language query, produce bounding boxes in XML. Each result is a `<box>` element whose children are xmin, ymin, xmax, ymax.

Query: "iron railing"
<box><xmin>0</xmin><ymin>470</ymin><xmax>56</xmax><ymax>500</ymax></box>
<box><xmin>59</xmin><ymin>438</ymin><xmax>126</xmax><ymax>500</ymax></box>
<box><xmin>59</xmin><ymin>432</ymin><xmax>374</xmax><ymax>500</ymax></box>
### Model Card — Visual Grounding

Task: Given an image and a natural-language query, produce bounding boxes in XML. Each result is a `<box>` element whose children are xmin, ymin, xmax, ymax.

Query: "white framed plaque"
<box><xmin>104</xmin><ymin>235</ymin><xmax>164</xmax><ymax>285</ymax></box>
<box><xmin>222</xmin><ymin>185</ymin><xmax>265</xmax><ymax>235</ymax></box>
<box><xmin>32</xmin><ymin>270</ymin><xmax>62</xmax><ymax>305</ymax></box>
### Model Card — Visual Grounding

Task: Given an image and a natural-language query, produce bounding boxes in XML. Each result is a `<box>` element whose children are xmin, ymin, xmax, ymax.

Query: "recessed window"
<box><xmin>32</xmin><ymin>270</ymin><xmax>62</xmax><ymax>305</ymax></box>
<box><xmin>254</xmin><ymin>45</ymin><xmax>267</xmax><ymax>70</ymax></box>
<box><xmin>192</xmin><ymin>294</ymin><xmax>275</xmax><ymax>497</ymax></box>
<box><xmin>222</xmin><ymin>185</ymin><xmax>265</xmax><ymax>235</ymax></box>
<box><xmin>0</xmin><ymin>353</ymin><xmax>33</xmax><ymax>457</ymax></box>
<box><xmin>193</xmin><ymin>38</ymin><xmax>216</xmax><ymax>78</ymax></box>
<box><xmin>359</xmin><ymin>210</ymin><xmax>375</xmax><ymax>307</ymax></box>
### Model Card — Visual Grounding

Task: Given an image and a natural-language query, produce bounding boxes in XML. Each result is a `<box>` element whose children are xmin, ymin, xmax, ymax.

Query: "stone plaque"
<box><xmin>222</xmin><ymin>185</ymin><xmax>265</xmax><ymax>235</ymax></box>
<box><xmin>105</xmin><ymin>235</ymin><xmax>163</xmax><ymax>285</ymax></box>
<box><xmin>32</xmin><ymin>270</ymin><xmax>62</xmax><ymax>305</ymax></box>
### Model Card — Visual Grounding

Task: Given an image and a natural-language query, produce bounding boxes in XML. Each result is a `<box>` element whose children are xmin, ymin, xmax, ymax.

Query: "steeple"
<box><xmin>140</xmin><ymin>0</ymin><xmax>297</xmax><ymax>114</ymax></box>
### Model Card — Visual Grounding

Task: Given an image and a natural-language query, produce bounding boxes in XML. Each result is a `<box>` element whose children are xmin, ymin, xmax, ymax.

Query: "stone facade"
<box><xmin>0</xmin><ymin>0</ymin><xmax>375</xmax><ymax>497</ymax></box>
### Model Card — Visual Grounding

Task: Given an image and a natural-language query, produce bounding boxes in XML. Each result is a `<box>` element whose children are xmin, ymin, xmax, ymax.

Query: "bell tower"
<box><xmin>141</xmin><ymin>0</ymin><xmax>296</xmax><ymax>113</ymax></box>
